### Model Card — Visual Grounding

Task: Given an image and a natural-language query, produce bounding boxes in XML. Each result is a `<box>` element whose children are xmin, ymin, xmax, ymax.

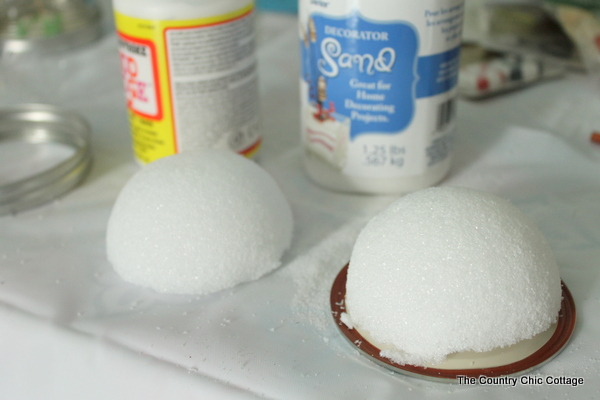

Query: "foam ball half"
<box><xmin>345</xmin><ymin>186</ymin><xmax>561</xmax><ymax>366</ymax></box>
<box><xmin>106</xmin><ymin>149</ymin><xmax>293</xmax><ymax>295</ymax></box>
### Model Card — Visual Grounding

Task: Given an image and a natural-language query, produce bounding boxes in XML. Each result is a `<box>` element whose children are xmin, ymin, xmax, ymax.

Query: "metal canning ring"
<box><xmin>0</xmin><ymin>103</ymin><xmax>93</xmax><ymax>216</ymax></box>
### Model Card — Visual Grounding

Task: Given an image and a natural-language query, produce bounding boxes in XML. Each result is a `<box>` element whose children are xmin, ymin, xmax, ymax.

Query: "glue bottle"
<box><xmin>299</xmin><ymin>0</ymin><xmax>465</xmax><ymax>194</ymax></box>
<box><xmin>113</xmin><ymin>0</ymin><xmax>261</xmax><ymax>164</ymax></box>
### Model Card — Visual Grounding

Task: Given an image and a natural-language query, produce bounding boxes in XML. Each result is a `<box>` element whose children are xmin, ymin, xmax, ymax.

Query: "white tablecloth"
<box><xmin>1</xmin><ymin>9</ymin><xmax>600</xmax><ymax>400</ymax></box>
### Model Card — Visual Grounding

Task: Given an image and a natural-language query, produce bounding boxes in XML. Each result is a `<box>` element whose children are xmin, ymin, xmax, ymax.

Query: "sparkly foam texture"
<box><xmin>106</xmin><ymin>149</ymin><xmax>293</xmax><ymax>295</ymax></box>
<box><xmin>345</xmin><ymin>187</ymin><xmax>562</xmax><ymax>366</ymax></box>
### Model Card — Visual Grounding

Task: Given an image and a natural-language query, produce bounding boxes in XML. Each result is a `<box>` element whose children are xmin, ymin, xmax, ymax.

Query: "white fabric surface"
<box><xmin>1</xmin><ymin>10</ymin><xmax>600</xmax><ymax>400</ymax></box>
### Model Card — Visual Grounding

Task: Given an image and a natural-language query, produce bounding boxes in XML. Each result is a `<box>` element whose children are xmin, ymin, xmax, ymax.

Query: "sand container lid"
<box><xmin>0</xmin><ymin>103</ymin><xmax>92</xmax><ymax>216</ymax></box>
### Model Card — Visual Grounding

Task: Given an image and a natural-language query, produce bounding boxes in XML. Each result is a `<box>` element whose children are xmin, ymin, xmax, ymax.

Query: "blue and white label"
<box><xmin>304</xmin><ymin>13</ymin><xmax>418</xmax><ymax>139</ymax></box>
<box><xmin>300</xmin><ymin>0</ymin><xmax>464</xmax><ymax>178</ymax></box>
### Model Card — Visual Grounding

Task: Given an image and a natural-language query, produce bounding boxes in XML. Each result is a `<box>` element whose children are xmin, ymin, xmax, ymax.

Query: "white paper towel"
<box><xmin>1</xmin><ymin>11</ymin><xmax>600</xmax><ymax>400</ymax></box>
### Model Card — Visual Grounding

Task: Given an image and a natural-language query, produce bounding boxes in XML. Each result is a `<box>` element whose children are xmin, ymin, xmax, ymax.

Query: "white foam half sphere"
<box><xmin>106</xmin><ymin>149</ymin><xmax>293</xmax><ymax>295</ymax></box>
<box><xmin>345</xmin><ymin>186</ymin><xmax>561</xmax><ymax>366</ymax></box>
